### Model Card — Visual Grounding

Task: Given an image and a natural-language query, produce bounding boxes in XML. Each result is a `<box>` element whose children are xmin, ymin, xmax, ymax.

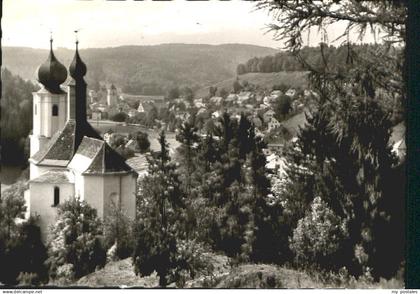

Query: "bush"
<box><xmin>111</xmin><ymin>112</ymin><xmax>128</xmax><ymax>122</ymax></box>
<box><xmin>46</xmin><ymin>198</ymin><xmax>107</xmax><ymax>281</ymax></box>
<box><xmin>290</xmin><ymin>196</ymin><xmax>348</xmax><ymax>270</ymax></box>
<box><xmin>103</xmin><ymin>203</ymin><xmax>134</xmax><ymax>260</ymax></box>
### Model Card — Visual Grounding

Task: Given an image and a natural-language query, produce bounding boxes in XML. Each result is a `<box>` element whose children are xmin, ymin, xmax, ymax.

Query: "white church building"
<box><xmin>25</xmin><ymin>39</ymin><xmax>138</xmax><ymax>240</ymax></box>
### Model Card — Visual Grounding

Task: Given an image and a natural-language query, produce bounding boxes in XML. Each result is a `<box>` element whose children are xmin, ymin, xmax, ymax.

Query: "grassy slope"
<box><xmin>73</xmin><ymin>257</ymin><xmax>403</xmax><ymax>289</ymax></box>
<box><xmin>195</xmin><ymin>71</ymin><xmax>308</xmax><ymax>98</ymax></box>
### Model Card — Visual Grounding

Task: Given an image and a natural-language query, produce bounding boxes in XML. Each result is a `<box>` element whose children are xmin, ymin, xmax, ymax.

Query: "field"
<box><xmin>195</xmin><ymin>71</ymin><xmax>309</xmax><ymax>99</ymax></box>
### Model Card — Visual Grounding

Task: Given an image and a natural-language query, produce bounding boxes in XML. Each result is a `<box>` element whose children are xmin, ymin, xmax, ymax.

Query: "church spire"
<box><xmin>69</xmin><ymin>31</ymin><xmax>87</xmax><ymax>80</ymax></box>
<box><xmin>68</xmin><ymin>33</ymin><xmax>88</xmax><ymax>153</ymax></box>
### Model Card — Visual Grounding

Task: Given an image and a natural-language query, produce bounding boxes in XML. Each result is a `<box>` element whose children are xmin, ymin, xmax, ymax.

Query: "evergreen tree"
<box><xmin>133</xmin><ymin>131</ymin><xmax>193</xmax><ymax>287</ymax></box>
<box><xmin>176</xmin><ymin>119</ymin><xmax>200</xmax><ymax>196</ymax></box>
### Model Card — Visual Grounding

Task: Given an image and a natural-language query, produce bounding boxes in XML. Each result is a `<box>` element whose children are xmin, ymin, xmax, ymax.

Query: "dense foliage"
<box><xmin>133</xmin><ymin>131</ymin><xmax>207</xmax><ymax>287</ymax></box>
<box><xmin>260</xmin><ymin>0</ymin><xmax>406</xmax><ymax>281</ymax></box>
<box><xmin>1</xmin><ymin>68</ymin><xmax>38</xmax><ymax>165</ymax></box>
<box><xmin>0</xmin><ymin>182</ymin><xmax>48</xmax><ymax>285</ymax></box>
<box><xmin>46</xmin><ymin>198</ymin><xmax>107</xmax><ymax>281</ymax></box>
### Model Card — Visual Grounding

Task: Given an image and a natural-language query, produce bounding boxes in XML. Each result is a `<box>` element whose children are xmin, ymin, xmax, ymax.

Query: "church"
<box><xmin>24</xmin><ymin>38</ymin><xmax>138</xmax><ymax>240</ymax></box>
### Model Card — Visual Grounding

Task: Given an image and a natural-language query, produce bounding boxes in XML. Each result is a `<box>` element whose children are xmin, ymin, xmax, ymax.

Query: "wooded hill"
<box><xmin>2</xmin><ymin>44</ymin><xmax>277</xmax><ymax>95</ymax></box>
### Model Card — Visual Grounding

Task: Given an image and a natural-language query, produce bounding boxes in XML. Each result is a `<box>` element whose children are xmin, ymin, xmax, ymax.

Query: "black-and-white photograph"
<box><xmin>1</xmin><ymin>0</ymin><xmax>417</xmax><ymax>289</ymax></box>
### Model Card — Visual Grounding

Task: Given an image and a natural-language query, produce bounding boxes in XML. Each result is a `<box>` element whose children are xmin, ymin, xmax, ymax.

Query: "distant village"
<box><xmin>87</xmin><ymin>83</ymin><xmax>407</xmax><ymax>179</ymax></box>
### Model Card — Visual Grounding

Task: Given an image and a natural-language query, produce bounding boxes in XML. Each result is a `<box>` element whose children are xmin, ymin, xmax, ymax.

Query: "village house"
<box><xmin>210</xmin><ymin>96</ymin><xmax>223</xmax><ymax>106</ymax></box>
<box><xmin>285</xmin><ymin>88</ymin><xmax>297</xmax><ymax>97</ymax></box>
<box><xmin>193</xmin><ymin>98</ymin><xmax>205</xmax><ymax>108</ymax></box>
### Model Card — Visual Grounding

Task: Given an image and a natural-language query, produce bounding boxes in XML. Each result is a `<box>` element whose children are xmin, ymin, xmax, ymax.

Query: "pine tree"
<box><xmin>133</xmin><ymin>130</ymin><xmax>193</xmax><ymax>287</ymax></box>
<box><xmin>176</xmin><ymin>119</ymin><xmax>200</xmax><ymax>197</ymax></box>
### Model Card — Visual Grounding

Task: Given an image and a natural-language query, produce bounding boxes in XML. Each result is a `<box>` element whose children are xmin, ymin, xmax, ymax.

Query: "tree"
<box><xmin>167</xmin><ymin>87</ymin><xmax>180</xmax><ymax>100</ymax></box>
<box><xmin>14</xmin><ymin>217</ymin><xmax>49</xmax><ymax>286</ymax></box>
<box><xmin>237</xmin><ymin>64</ymin><xmax>247</xmax><ymax>75</ymax></box>
<box><xmin>233</xmin><ymin>78</ymin><xmax>243</xmax><ymax>94</ymax></box>
<box><xmin>111</xmin><ymin>112</ymin><xmax>128</xmax><ymax>122</ymax></box>
<box><xmin>176</xmin><ymin>119</ymin><xmax>200</xmax><ymax>196</ymax></box>
<box><xmin>218</xmin><ymin>88</ymin><xmax>229</xmax><ymax>99</ymax></box>
<box><xmin>135</xmin><ymin>131</ymin><xmax>151</xmax><ymax>153</ymax></box>
<box><xmin>0</xmin><ymin>182</ymin><xmax>48</xmax><ymax>285</ymax></box>
<box><xmin>1</xmin><ymin>68</ymin><xmax>38</xmax><ymax>165</ymax></box>
<box><xmin>46</xmin><ymin>198</ymin><xmax>106</xmax><ymax>281</ymax></box>
<box><xmin>133</xmin><ymin>131</ymin><xmax>193</xmax><ymax>287</ymax></box>
<box><xmin>256</xmin><ymin>0</ymin><xmax>407</xmax><ymax>279</ymax></box>
<box><xmin>103</xmin><ymin>202</ymin><xmax>134</xmax><ymax>261</ymax></box>
<box><xmin>274</xmin><ymin>95</ymin><xmax>292</xmax><ymax>121</ymax></box>
<box><xmin>208</xmin><ymin>86</ymin><xmax>218</xmax><ymax>98</ymax></box>
<box><xmin>290</xmin><ymin>196</ymin><xmax>349</xmax><ymax>270</ymax></box>
<box><xmin>181</xmin><ymin>87</ymin><xmax>194</xmax><ymax>105</ymax></box>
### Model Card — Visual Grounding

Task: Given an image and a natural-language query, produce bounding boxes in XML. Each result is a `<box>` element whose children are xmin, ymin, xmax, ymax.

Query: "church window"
<box><xmin>53</xmin><ymin>186</ymin><xmax>60</xmax><ymax>206</ymax></box>
<box><xmin>52</xmin><ymin>104</ymin><xmax>59</xmax><ymax>116</ymax></box>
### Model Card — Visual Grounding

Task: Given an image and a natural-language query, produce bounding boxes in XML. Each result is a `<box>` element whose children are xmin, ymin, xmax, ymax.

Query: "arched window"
<box><xmin>53</xmin><ymin>186</ymin><xmax>60</xmax><ymax>206</ymax></box>
<box><xmin>52</xmin><ymin>104</ymin><xmax>59</xmax><ymax>116</ymax></box>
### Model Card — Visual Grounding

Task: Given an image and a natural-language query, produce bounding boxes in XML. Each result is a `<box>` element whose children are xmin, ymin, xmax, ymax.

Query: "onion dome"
<box><xmin>37</xmin><ymin>38</ymin><xmax>68</xmax><ymax>93</ymax></box>
<box><xmin>69</xmin><ymin>41</ymin><xmax>87</xmax><ymax>79</ymax></box>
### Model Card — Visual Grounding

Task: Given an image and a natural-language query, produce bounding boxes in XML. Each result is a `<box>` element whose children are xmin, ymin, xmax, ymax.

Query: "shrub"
<box><xmin>290</xmin><ymin>196</ymin><xmax>348</xmax><ymax>270</ymax></box>
<box><xmin>46</xmin><ymin>198</ymin><xmax>107</xmax><ymax>281</ymax></box>
<box><xmin>103</xmin><ymin>202</ymin><xmax>134</xmax><ymax>260</ymax></box>
<box><xmin>111</xmin><ymin>112</ymin><xmax>128</xmax><ymax>122</ymax></box>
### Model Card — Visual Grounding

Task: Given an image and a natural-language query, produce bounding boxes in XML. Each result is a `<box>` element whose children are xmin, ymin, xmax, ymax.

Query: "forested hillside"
<box><xmin>2</xmin><ymin>44</ymin><xmax>276</xmax><ymax>95</ymax></box>
<box><xmin>237</xmin><ymin>44</ymin><xmax>401</xmax><ymax>74</ymax></box>
<box><xmin>1</xmin><ymin>68</ymin><xmax>39</xmax><ymax>165</ymax></box>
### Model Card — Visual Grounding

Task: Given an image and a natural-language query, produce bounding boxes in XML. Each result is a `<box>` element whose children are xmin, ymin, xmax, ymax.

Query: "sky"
<box><xmin>2</xmin><ymin>0</ymin><xmax>374</xmax><ymax>50</ymax></box>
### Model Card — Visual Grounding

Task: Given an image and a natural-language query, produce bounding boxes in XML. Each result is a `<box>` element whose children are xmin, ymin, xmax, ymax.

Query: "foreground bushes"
<box><xmin>46</xmin><ymin>198</ymin><xmax>107</xmax><ymax>282</ymax></box>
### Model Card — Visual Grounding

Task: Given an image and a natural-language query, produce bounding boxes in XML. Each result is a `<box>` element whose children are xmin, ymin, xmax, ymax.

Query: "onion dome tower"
<box><xmin>37</xmin><ymin>37</ymin><xmax>67</xmax><ymax>94</ymax></box>
<box><xmin>67</xmin><ymin>37</ymin><xmax>93</xmax><ymax>153</ymax></box>
<box><xmin>69</xmin><ymin>40</ymin><xmax>87</xmax><ymax>80</ymax></box>
<box><xmin>30</xmin><ymin>36</ymin><xmax>68</xmax><ymax>158</ymax></box>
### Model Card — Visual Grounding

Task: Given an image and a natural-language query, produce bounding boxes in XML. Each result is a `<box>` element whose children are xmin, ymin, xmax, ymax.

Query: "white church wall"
<box><xmin>29</xmin><ymin>182</ymin><xmax>74</xmax><ymax>241</ymax></box>
<box><xmin>83</xmin><ymin>175</ymin><xmax>105</xmax><ymax>219</ymax></box>
<box><xmin>103</xmin><ymin>175</ymin><xmax>122</xmax><ymax>219</ymax></box>
<box><xmin>120</xmin><ymin>174</ymin><xmax>137</xmax><ymax>220</ymax></box>
<box><xmin>34</xmin><ymin>91</ymin><xmax>66</xmax><ymax>138</ymax></box>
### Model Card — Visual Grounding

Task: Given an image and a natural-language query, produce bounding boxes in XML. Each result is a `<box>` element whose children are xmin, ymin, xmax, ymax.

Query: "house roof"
<box><xmin>126</xmin><ymin>154</ymin><xmax>149</xmax><ymax>173</ymax></box>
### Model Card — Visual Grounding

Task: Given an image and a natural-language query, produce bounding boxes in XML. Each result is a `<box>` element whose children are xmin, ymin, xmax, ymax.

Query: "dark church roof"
<box><xmin>37</xmin><ymin>39</ymin><xmax>67</xmax><ymax>94</ymax></box>
<box><xmin>69</xmin><ymin>41</ymin><xmax>87</xmax><ymax>80</ymax></box>
<box><xmin>73</xmin><ymin>137</ymin><xmax>135</xmax><ymax>175</ymax></box>
<box><xmin>86</xmin><ymin>144</ymin><xmax>135</xmax><ymax>174</ymax></box>
<box><xmin>31</xmin><ymin>120</ymin><xmax>102</xmax><ymax>164</ymax></box>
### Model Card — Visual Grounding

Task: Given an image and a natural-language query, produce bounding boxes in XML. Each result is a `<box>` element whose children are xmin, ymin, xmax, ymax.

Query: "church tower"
<box><xmin>30</xmin><ymin>37</ymin><xmax>68</xmax><ymax>156</ymax></box>
<box><xmin>107</xmin><ymin>84</ymin><xmax>118</xmax><ymax>107</ymax></box>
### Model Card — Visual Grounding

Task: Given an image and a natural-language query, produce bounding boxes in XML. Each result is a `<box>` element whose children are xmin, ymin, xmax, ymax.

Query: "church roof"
<box><xmin>31</xmin><ymin>120</ymin><xmax>102</xmax><ymax>165</ymax></box>
<box><xmin>84</xmin><ymin>138</ymin><xmax>136</xmax><ymax>175</ymax></box>
<box><xmin>67</xmin><ymin>136</ymin><xmax>136</xmax><ymax>175</ymax></box>
<box><xmin>30</xmin><ymin>170</ymin><xmax>71</xmax><ymax>184</ymax></box>
<box><xmin>37</xmin><ymin>38</ymin><xmax>68</xmax><ymax>94</ymax></box>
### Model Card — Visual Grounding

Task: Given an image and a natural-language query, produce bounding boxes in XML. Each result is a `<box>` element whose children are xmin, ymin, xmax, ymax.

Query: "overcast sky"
<box><xmin>3</xmin><ymin>0</ymin><xmax>374</xmax><ymax>50</ymax></box>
